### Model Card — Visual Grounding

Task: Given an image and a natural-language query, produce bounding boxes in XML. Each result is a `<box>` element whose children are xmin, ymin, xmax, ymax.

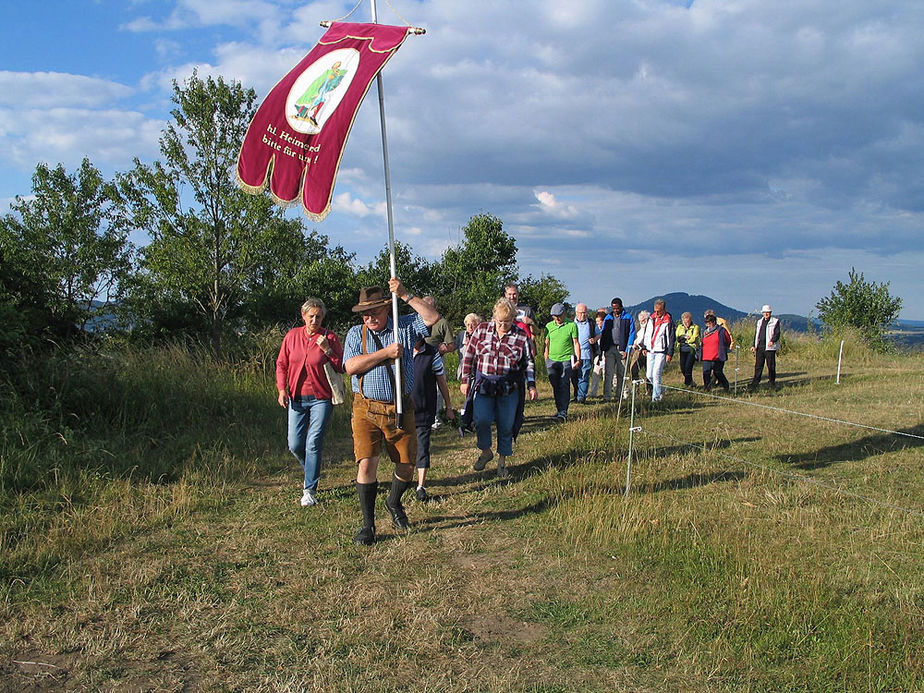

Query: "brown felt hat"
<box><xmin>351</xmin><ymin>286</ymin><xmax>391</xmax><ymax>312</ymax></box>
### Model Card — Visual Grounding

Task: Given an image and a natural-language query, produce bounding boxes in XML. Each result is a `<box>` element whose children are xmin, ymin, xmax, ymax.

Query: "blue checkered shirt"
<box><xmin>344</xmin><ymin>314</ymin><xmax>429</xmax><ymax>401</ymax></box>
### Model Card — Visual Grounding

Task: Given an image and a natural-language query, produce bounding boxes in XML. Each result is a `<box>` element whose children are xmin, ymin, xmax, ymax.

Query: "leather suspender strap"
<box><xmin>359</xmin><ymin>324</ymin><xmax>397</xmax><ymax>402</ymax></box>
<box><xmin>368</xmin><ymin>325</ymin><xmax>397</xmax><ymax>401</ymax></box>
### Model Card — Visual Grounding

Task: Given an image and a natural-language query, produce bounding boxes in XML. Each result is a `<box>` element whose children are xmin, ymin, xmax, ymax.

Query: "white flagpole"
<box><xmin>370</xmin><ymin>0</ymin><xmax>404</xmax><ymax>421</ymax></box>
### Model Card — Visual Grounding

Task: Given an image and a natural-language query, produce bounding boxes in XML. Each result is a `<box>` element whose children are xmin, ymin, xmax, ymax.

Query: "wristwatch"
<box><xmin>404</xmin><ymin>293</ymin><xmax>415</xmax><ymax>303</ymax></box>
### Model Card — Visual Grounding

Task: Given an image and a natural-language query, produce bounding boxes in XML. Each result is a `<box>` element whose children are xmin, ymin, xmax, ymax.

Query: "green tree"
<box><xmin>436</xmin><ymin>213</ymin><xmax>518</xmax><ymax>324</ymax></box>
<box><xmin>0</xmin><ymin>247</ymin><xmax>38</xmax><ymax>357</ymax></box>
<box><xmin>518</xmin><ymin>273</ymin><xmax>569</xmax><ymax>323</ymax></box>
<box><xmin>112</xmin><ymin>71</ymin><xmax>311</xmax><ymax>351</ymax></box>
<box><xmin>243</xmin><ymin>230</ymin><xmax>359</xmax><ymax>332</ymax></box>
<box><xmin>815</xmin><ymin>267</ymin><xmax>903</xmax><ymax>352</ymax></box>
<box><xmin>356</xmin><ymin>240</ymin><xmax>436</xmax><ymax>297</ymax></box>
<box><xmin>0</xmin><ymin>158</ymin><xmax>132</xmax><ymax>339</ymax></box>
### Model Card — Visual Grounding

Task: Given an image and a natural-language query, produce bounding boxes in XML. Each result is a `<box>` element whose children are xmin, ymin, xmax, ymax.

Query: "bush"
<box><xmin>816</xmin><ymin>268</ymin><xmax>902</xmax><ymax>352</ymax></box>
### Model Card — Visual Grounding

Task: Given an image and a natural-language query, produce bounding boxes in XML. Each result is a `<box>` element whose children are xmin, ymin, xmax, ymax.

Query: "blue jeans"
<box><xmin>287</xmin><ymin>396</ymin><xmax>334</xmax><ymax>491</ymax></box>
<box><xmin>472</xmin><ymin>390</ymin><xmax>518</xmax><ymax>457</ymax></box>
<box><xmin>547</xmin><ymin>360</ymin><xmax>573</xmax><ymax>416</ymax></box>
<box><xmin>571</xmin><ymin>358</ymin><xmax>593</xmax><ymax>401</ymax></box>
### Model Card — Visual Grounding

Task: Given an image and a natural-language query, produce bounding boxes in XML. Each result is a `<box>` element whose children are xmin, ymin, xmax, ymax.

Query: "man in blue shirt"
<box><xmin>344</xmin><ymin>277</ymin><xmax>440</xmax><ymax>546</ymax></box>
<box><xmin>570</xmin><ymin>303</ymin><xmax>598</xmax><ymax>404</ymax></box>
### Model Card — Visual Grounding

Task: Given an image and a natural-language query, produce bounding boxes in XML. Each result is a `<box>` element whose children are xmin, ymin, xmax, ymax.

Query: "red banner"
<box><xmin>236</xmin><ymin>22</ymin><xmax>411</xmax><ymax>221</ymax></box>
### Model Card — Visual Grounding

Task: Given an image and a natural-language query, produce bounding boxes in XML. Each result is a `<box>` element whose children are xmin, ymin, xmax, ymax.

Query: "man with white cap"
<box><xmin>750</xmin><ymin>304</ymin><xmax>781</xmax><ymax>388</ymax></box>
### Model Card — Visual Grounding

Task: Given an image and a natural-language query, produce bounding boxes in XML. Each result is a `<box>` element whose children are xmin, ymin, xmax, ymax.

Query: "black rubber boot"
<box><xmin>354</xmin><ymin>481</ymin><xmax>377</xmax><ymax>546</ymax></box>
<box><xmin>384</xmin><ymin>476</ymin><xmax>412</xmax><ymax>531</ymax></box>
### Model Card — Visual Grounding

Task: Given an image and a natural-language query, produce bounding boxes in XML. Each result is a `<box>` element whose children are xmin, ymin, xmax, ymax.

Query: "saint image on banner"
<box><xmin>292</xmin><ymin>61</ymin><xmax>346</xmax><ymax>126</ymax></box>
<box><xmin>286</xmin><ymin>49</ymin><xmax>359</xmax><ymax>135</ymax></box>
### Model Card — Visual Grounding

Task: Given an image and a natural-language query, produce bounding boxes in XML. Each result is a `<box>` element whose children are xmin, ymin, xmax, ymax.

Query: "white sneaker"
<box><xmin>300</xmin><ymin>489</ymin><xmax>318</xmax><ymax>507</ymax></box>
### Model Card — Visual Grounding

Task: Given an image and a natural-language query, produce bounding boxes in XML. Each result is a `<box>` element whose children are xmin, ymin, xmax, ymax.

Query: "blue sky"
<box><xmin>2</xmin><ymin>0</ymin><xmax>922</xmax><ymax>319</ymax></box>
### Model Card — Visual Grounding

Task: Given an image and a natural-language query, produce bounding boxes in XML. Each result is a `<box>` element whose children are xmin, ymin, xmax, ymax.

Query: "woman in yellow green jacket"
<box><xmin>676</xmin><ymin>312</ymin><xmax>700</xmax><ymax>387</ymax></box>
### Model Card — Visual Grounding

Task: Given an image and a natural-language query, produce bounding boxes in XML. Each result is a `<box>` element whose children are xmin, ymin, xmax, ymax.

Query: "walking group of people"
<box><xmin>274</xmin><ymin>279</ymin><xmax>782</xmax><ymax>546</ymax></box>
<box><xmin>576</xmin><ymin>299</ymin><xmax>781</xmax><ymax>405</ymax></box>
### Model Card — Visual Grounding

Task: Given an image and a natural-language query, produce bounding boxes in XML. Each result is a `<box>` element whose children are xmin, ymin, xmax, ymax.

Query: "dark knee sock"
<box><xmin>356</xmin><ymin>481</ymin><xmax>377</xmax><ymax>529</ymax></box>
<box><xmin>387</xmin><ymin>475</ymin><xmax>412</xmax><ymax>508</ymax></box>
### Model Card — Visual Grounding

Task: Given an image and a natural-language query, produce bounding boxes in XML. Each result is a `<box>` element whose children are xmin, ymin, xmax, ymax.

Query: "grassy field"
<box><xmin>1</xmin><ymin>337</ymin><xmax>922</xmax><ymax>691</ymax></box>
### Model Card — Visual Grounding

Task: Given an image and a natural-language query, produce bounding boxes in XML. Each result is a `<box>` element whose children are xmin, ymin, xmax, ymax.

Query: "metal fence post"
<box><xmin>625</xmin><ymin>380</ymin><xmax>639</xmax><ymax>498</ymax></box>
<box><xmin>836</xmin><ymin>339</ymin><xmax>844</xmax><ymax>384</ymax></box>
<box><xmin>733</xmin><ymin>345</ymin><xmax>740</xmax><ymax>395</ymax></box>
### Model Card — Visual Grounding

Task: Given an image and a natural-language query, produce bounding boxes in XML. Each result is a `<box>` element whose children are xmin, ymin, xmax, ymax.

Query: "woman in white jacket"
<box><xmin>629</xmin><ymin>310</ymin><xmax>651</xmax><ymax>397</ymax></box>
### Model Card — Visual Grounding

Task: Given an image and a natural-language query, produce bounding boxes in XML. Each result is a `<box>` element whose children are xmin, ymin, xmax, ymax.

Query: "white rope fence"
<box><xmin>639</xmin><ymin>427</ymin><xmax>924</xmax><ymax>518</ymax></box>
<box><xmin>620</xmin><ymin>381</ymin><xmax>924</xmax><ymax>518</ymax></box>
<box><xmin>660</xmin><ymin>383</ymin><xmax>924</xmax><ymax>441</ymax></box>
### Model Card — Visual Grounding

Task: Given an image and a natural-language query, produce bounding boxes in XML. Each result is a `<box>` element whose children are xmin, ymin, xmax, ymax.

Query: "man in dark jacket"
<box><xmin>600</xmin><ymin>298</ymin><xmax>636</xmax><ymax>402</ymax></box>
<box><xmin>412</xmin><ymin>339</ymin><xmax>454</xmax><ymax>501</ymax></box>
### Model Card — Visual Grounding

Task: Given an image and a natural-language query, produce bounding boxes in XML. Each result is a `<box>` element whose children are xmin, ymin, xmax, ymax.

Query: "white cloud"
<box><xmin>0</xmin><ymin>107</ymin><xmax>163</xmax><ymax>173</ymax></box>
<box><xmin>0</xmin><ymin>71</ymin><xmax>134</xmax><ymax>108</ymax></box>
<box><xmin>534</xmin><ymin>190</ymin><xmax>580</xmax><ymax>220</ymax></box>
<box><xmin>121</xmin><ymin>16</ymin><xmax>160</xmax><ymax>32</ymax></box>
<box><xmin>154</xmin><ymin>39</ymin><xmax>184</xmax><ymax>61</ymax></box>
<box><xmin>211</xmin><ymin>43</ymin><xmax>311</xmax><ymax>93</ymax></box>
<box><xmin>123</xmin><ymin>0</ymin><xmax>282</xmax><ymax>32</ymax></box>
<box><xmin>333</xmin><ymin>191</ymin><xmax>385</xmax><ymax>219</ymax></box>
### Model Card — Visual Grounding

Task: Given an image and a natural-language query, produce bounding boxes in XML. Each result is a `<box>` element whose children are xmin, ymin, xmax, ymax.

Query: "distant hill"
<box><xmin>889</xmin><ymin>320</ymin><xmax>924</xmax><ymax>349</ymax></box>
<box><xmin>620</xmin><ymin>292</ymin><xmax>818</xmax><ymax>333</ymax></box>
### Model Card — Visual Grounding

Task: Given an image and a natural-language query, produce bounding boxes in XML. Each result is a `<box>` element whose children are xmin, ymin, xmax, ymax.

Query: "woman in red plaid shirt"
<box><xmin>459</xmin><ymin>298</ymin><xmax>538</xmax><ymax>478</ymax></box>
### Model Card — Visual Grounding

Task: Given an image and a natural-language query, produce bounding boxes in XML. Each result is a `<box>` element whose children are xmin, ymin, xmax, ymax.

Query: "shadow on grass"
<box><xmin>633</xmin><ymin>469</ymin><xmax>747</xmax><ymax>493</ymax></box>
<box><xmin>415</xmin><ymin>468</ymin><xmax>746</xmax><ymax>533</ymax></box>
<box><xmin>742</xmin><ymin>372</ymin><xmax>844</xmax><ymax>392</ymax></box>
<box><xmin>630</xmin><ymin>397</ymin><xmax>713</xmax><ymax>420</ymax></box>
<box><xmin>636</xmin><ymin>436</ymin><xmax>761</xmax><ymax>460</ymax></box>
<box><xmin>775</xmin><ymin>370</ymin><xmax>808</xmax><ymax>379</ymax></box>
<box><xmin>414</xmin><ymin>497</ymin><xmax>555</xmax><ymax>532</ymax></box>
<box><xmin>776</xmin><ymin>424</ymin><xmax>924</xmax><ymax>470</ymax></box>
<box><xmin>516</xmin><ymin>413</ymin><xmax>568</xmax><ymax>436</ymax></box>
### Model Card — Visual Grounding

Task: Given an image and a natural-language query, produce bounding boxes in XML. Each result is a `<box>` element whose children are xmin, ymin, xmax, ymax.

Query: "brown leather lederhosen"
<box><xmin>350</xmin><ymin>324</ymin><xmax>416</xmax><ymax>463</ymax></box>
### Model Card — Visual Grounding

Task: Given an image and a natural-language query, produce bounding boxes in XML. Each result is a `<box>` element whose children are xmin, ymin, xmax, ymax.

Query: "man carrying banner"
<box><xmin>344</xmin><ymin>278</ymin><xmax>440</xmax><ymax>546</ymax></box>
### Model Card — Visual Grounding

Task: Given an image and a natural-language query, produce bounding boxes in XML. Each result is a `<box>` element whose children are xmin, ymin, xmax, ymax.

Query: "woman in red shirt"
<box><xmin>276</xmin><ymin>298</ymin><xmax>344</xmax><ymax>507</ymax></box>
<box><xmin>700</xmin><ymin>313</ymin><xmax>731</xmax><ymax>391</ymax></box>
